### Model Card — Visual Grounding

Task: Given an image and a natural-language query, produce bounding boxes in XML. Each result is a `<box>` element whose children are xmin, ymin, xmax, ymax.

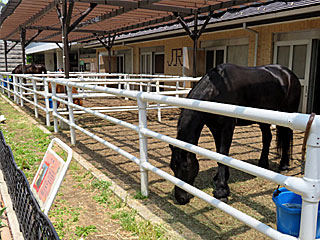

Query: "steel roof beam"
<box><xmin>5</xmin><ymin>0</ymin><xmax>60</xmax><ymax>39</ymax></box>
<box><xmin>5</xmin><ymin>41</ymin><xmax>19</xmax><ymax>54</ymax></box>
<box><xmin>38</xmin><ymin>32</ymin><xmax>61</xmax><ymax>42</ymax></box>
<box><xmin>26</xmin><ymin>25</ymin><xmax>107</xmax><ymax>34</ymax></box>
<box><xmin>71</xmin><ymin>14</ymin><xmax>176</xmax><ymax>43</ymax></box>
<box><xmin>73</xmin><ymin>0</ymin><xmax>194</xmax><ymax>14</ymax></box>
<box><xmin>69</xmin><ymin>3</ymin><xmax>97</xmax><ymax>32</ymax></box>
<box><xmin>25</xmin><ymin>30</ymin><xmax>43</xmax><ymax>48</ymax></box>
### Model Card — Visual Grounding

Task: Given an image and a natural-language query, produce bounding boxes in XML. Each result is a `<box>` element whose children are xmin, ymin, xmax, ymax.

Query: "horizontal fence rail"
<box><xmin>0</xmin><ymin>131</ymin><xmax>59</xmax><ymax>240</ymax></box>
<box><xmin>0</xmin><ymin>73</ymin><xmax>199</xmax><ymax>123</ymax></box>
<box><xmin>1</xmin><ymin>72</ymin><xmax>320</xmax><ymax>239</ymax></box>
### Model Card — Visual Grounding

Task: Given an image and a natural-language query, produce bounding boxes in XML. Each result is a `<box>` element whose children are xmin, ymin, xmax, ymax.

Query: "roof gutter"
<box><xmin>0</xmin><ymin>0</ymin><xmax>23</xmax><ymax>27</ymax></box>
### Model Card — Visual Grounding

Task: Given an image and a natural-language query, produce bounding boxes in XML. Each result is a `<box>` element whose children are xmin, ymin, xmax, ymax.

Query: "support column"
<box><xmin>94</xmin><ymin>33</ymin><xmax>116</xmax><ymax>74</ymax></box>
<box><xmin>4</xmin><ymin>40</ymin><xmax>8</xmax><ymax>72</ymax></box>
<box><xmin>20</xmin><ymin>28</ymin><xmax>26</xmax><ymax>74</ymax></box>
<box><xmin>192</xmin><ymin>12</ymin><xmax>198</xmax><ymax>78</ymax></box>
<box><xmin>174</xmin><ymin>11</ymin><xmax>214</xmax><ymax>78</ymax></box>
<box><xmin>57</xmin><ymin>1</ymin><xmax>97</xmax><ymax>78</ymax></box>
<box><xmin>61</xmin><ymin>0</ymin><xmax>70</xmax><ymax>78</ymax></box>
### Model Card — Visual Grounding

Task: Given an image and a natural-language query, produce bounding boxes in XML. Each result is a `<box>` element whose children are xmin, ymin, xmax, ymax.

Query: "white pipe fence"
<box><xmin>0</xmin><ymin>73</ymin><xmax>198</xmax><ymax>124</ymax></box>
<box><xmin>1</xmin><ymin>73</ymin><xmax>320</xmax><ymax>239</ymax></box>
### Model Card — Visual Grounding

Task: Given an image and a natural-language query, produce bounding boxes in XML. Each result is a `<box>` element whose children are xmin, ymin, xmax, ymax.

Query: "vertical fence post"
<box><xmin>1</xmin><ymin>75</ymin><xmax>4</xmax><ymax>94</ymax></box>
<box><xmin>32</xmin><ymin>79</ymin><xmax>38</xmax><ymax>118</ymax></box>
<box><xmin>43</xmin><ymin>78</ymin><xmax>51</xmax><ymax>126</ymax></box>
<box><xmin>125</xmin><ymin>76</ymin><xmax>129</xmax><ymax>100</ymax></box>
<box><xmin>67</xmin><ymin>85</ymin><xmax>76</xmax><ymax>145</ymax></box>
<box><xmin>52</xmin><ymin>82</ymin><xmax>59</xmax><ymax>133</ymax></box>
<box><xmin>19</xmin><ymin>77</ymin><xmax>24</xmax><ymax>107</ymax></box>
<box><xmin>13</xmin><ymin>76</ymin><xmax>17</xmax><ymax>103</ymax></box>
<box><xmin>137</xmin><ymin>97</ymin><xmax>149</xmax><ymax>197</ymax></box>
<box><xmin>156</xmin><ymin>80</ymin><xmax>161</xmax><ymax>122</ymax></box>
<box><xmin>7</xmin><ymin>76</ymin><xmax>10</xmax><ymax>98</ymax></box>
<box><xmin>176</xmin><ymin>80</ymin><xmax>179</xmax><ymax>98</ymax></box>
<box><xmin>299</xmin><ymin>116</ymin><xmax>320</xmax><ymax>240</ymax></box>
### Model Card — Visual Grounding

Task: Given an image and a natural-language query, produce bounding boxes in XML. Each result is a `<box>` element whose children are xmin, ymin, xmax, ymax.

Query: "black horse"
<box><xmin>170</xmin><ymin>63</ymin><xmax>301</xmax><ymax>204</ymax></box>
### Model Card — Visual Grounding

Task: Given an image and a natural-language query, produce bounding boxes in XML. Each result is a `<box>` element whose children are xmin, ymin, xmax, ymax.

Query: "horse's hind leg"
<box><xmin>258</xmin><ymin>123</ymin><xmax>272</xmax><ymax>169</ymax></box>
<box><xmin>276</xmin><ymin>126</ymin><xmax>293</xmax><ymax>171</ymax></box>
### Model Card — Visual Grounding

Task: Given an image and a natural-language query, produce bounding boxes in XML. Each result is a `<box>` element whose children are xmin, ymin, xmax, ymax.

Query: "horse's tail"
<box><xmin>276</xmin><ymin>125</ymin><xmax>293</xmax><ymax>167</ymax></box>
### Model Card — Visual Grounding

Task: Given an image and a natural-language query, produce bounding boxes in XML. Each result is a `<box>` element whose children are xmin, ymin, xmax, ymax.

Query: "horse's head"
<box><xmin>169</xmin><ymin>144</ymin><xmax>199</xmax><ymax>204</ymax></box>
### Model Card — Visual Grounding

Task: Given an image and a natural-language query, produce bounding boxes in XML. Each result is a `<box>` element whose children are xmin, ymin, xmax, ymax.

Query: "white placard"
<box><xmin>31</xmin><ymin>138</ymin><xmax>72</xmax><ymax>215</ymax></box>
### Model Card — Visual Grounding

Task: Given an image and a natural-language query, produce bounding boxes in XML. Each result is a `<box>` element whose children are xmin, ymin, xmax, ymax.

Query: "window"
<box><xmin>227</xmin><ymin>45</ymin><xmax>248</xmax><ymax>66</ymax></box>
<box><xmin>206</xmin><ymin>48</ymin><xmax>226</xmax><ymax>72</ymax></box>
<box><xmin>141</xmin><ymin>53</ymin><xmax>152</xmax><ymax>74</ymax></box>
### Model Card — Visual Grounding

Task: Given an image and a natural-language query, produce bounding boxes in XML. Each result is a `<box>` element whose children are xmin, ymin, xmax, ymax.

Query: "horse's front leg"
<box><xmin>258</xmin><ymin>123</ymin><xmax>272</xmax><ymax>169</ymax></box>
<box><xmin>210</xmin><ymin>119</ymin><xmax>235</xmax><ymax>200</ymax></box>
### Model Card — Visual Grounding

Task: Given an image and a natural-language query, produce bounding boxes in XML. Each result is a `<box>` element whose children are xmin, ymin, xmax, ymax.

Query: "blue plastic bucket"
<box><xmin>49</xmin><ymin>98</ymin><xmax>53</xmax><ymax>108</ymax></box>
<box><xmin>3</xmin><ymin>76</ymin><xmax>7</xmax><ymax>87</ymax></box>
<box><xmin>272</xmin><ymin>187</ymin><xmax>320</xmax><ymax>237</ymax></box>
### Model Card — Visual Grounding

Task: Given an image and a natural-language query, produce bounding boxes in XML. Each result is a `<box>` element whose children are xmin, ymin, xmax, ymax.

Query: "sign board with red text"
<box><xmin>31</xmin><ymin>138</ymin><xmax>72</xmax><ymax>215</ymax></box>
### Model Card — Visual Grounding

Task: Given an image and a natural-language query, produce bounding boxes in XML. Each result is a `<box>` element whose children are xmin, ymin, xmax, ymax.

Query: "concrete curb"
<box><xmin>0</xmin><ymin>95</ymin><xmax>185</xmax><ymax>239</ymax></box>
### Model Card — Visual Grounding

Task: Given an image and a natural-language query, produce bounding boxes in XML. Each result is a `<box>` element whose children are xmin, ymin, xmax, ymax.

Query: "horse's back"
<box><xmin>192</xmin><ymin>64</ymin><xmax>301</xmax><ymax>112</ymax></box>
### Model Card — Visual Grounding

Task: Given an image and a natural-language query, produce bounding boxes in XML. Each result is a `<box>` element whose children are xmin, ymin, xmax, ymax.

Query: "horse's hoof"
<box><xmin>213</xmin><ymin>188</ymin><xmax>230</xmax><ymax>200</ymax></box>
<box><xmin>279</xmin><ymin>164</ymin><xmax>289</xmax><ymax>171</ymax></box>
<box><xmin>219</xmin><ymin>197</ymin><xmax>228</xmax><ymax>203</ymax></box>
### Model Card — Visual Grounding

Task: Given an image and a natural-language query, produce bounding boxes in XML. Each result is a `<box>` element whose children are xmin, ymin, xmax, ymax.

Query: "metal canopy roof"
<box><xmin>0</xmin><ymin>0</ymin><xmax>302</xmax><ymax>44</ymax></box>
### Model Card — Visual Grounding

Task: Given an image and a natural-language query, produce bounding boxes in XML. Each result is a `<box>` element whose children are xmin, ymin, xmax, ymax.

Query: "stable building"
<box><xmin>1</xmin><ymin>0</ymin><xmax>320</xmax><ymax>113</ymax></box>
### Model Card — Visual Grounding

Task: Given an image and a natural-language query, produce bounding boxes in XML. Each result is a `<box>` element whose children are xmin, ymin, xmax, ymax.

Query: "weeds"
<box><xmin>0</xmin><ymin>207</ymin><xmax>7</xmax><ymax>228</ymax></box>
<box><xmin>75</xmin><ymin>225</ymin><xmax>97</xmax><ymax>237</ymax></box>
<box><xmin>134</xmin><ymin>191</ymin><xmax>148</xmax><ymax>200</ymax></box>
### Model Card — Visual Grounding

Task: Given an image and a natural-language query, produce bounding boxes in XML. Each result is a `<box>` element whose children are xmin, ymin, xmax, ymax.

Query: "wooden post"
<box><xmin>174</xmin><ymin>11</ymin><xmax>214</xmax><ymax>78</ymax></box>
<box><xmin>4</xmin><ymin>40</ymin><xmax>8</xmax><ymax>72</ymax></box>
<box><xmin>108</xmin><ymin>34</ymin><xmax>112</xmax><ymax>74</ymax></box>
<box><xmin>20</xmin><ymin>28</ymin><xmax>26</xmax><ymax>74</ymax></box>
<box><xmin>193</xmin><ymin>12</ymin><xmax>198</xmax><ymax>78</ymax></box>
<box><xmin>61</xmin><ymin>0</ymin><xmax>70</xmax><ymax>78</ymax></box>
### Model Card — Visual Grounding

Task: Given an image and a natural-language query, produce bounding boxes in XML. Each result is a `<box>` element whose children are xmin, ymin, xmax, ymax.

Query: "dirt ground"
<box><xmin>23</xmin><ymin>96</ymin><xmax>305</xmax><ymax>240</ymax></box>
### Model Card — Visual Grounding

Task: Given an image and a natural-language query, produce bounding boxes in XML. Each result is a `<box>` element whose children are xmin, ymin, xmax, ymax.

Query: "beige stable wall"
<box><xmin>96</xmin><ymin>17</ymin><xmax>320</xmax><ymax>75</ymax></box>
<box><xmin>255</xmin><ymin>18</ymin><xmax>320</xmax><ymax>65</ymax></box>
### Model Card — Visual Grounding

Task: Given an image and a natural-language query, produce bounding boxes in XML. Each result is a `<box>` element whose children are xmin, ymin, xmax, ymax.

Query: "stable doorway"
<box><xmin>273</xmin><ymin>40</ymin><xmax>312</xmax><ymax>113</ymax></box>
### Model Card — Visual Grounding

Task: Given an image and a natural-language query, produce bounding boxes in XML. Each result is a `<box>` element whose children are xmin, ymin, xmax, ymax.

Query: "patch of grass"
<box><xmin>93</xmin><ymin>190</ymin><xmax>112</xmax><ymax>205</ymax></box>
<box><xmin>134</xmin><ymin>191</ymin><xmax>148</xmax><ymax>200</ymax></box>
<box><xmin>75</xmin><ymin>225</ymin><xmax>97</xmax><ymax>237</ymax></box>
<box><xmin>72</xmin><ymin>171</ymin><xmax>90</xmax><ymax>182</ymax></box>
<box><xmin>0</xmin><ymin>101</ymin><xmax>50</xmax><ymax>176</ymax></box>
<box><xmin>0</xmin><ymin>207</ymin><xmax>7</xmax><ymax>228</ymax></box>
<box><xmin>91</xmin><ymin>179</ymin><xmax>111</xmax><ymax>191</ymax></box>
<box><xmin>49</xmin><ymin>201</ymin><xmax>82</xmax><ymax>239</ymax></box>
<box><xmin>112</xmin><ymin>209</ymin><xmax>167</xmax><ymax>240</ymax></box>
